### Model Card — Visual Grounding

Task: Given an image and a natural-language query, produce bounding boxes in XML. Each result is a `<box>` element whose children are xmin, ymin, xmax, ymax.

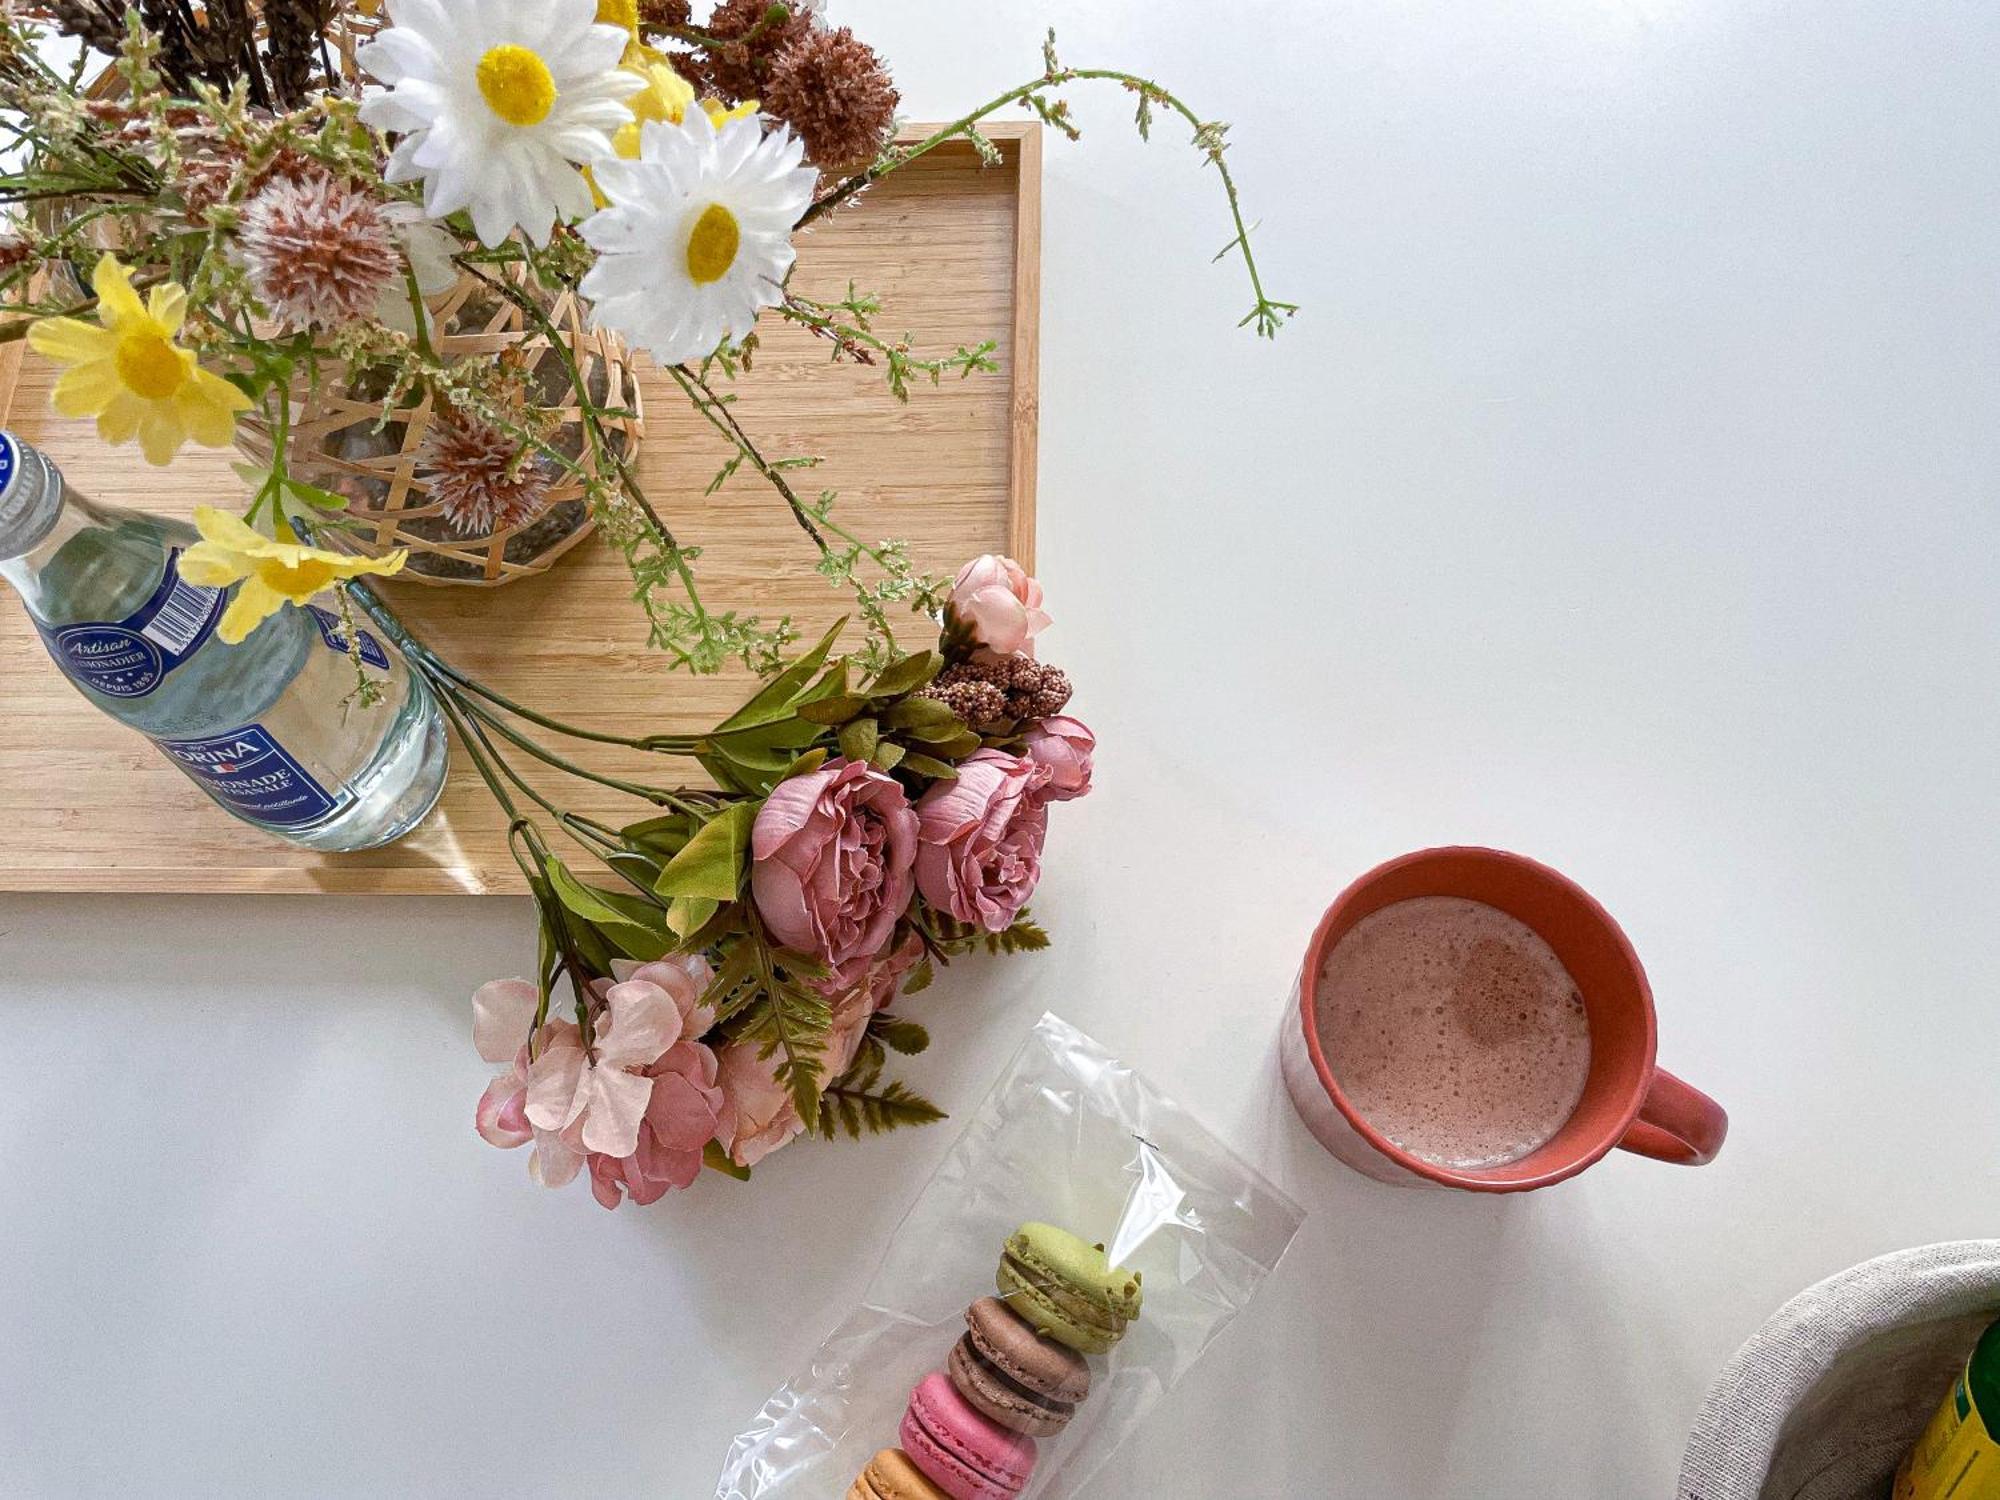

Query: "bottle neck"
<box><xmin>0</xmin><ymin>435</ymin><xmax>64</xmax><ymax>564</ymax></box>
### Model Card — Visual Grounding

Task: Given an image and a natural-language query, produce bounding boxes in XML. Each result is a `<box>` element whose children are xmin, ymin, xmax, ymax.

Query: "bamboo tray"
<box><xmin>0</xmin><ymin>125</ymin><xmax>1040</xmax><ymax>895</ymax></box>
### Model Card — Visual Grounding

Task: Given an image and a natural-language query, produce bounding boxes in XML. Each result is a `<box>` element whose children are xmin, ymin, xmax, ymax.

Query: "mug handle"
<box><xmin>1616</xmin><ymin>1067</ymin><xmax>1728</xmax><ymax>1166</ymax></box>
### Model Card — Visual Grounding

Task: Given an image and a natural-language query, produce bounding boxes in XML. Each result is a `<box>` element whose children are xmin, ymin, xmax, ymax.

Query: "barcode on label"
<box><xmin>139</xmin><ymin>575</ymin><xmax>220</xmax><ymax>654</ymax></box>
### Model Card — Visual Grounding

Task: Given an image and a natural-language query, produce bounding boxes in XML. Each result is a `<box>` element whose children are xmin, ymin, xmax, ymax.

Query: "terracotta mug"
<box><xmin>1280</xmin><ymin>846</ymin><xmax>1728</xmax><ymax>1192</ymax></box>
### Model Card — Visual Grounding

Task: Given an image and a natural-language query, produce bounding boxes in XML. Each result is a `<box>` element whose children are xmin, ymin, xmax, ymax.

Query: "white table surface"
<box><xmin>6</xmin><ymin>2</ymin><xmax>2000</xmax><ymax>1496</ymax></box>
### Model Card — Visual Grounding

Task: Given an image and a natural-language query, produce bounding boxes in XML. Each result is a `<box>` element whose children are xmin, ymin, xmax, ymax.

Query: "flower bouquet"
<box><xmin>0</xmin><ymin>0</ymin><xmax>1286</xmax><ymax>1204</ymax></box>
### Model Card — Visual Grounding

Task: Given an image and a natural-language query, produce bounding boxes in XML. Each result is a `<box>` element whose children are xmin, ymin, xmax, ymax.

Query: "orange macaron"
<box><xmin>849</xmin><ymin>1446</ymin><xmax>952</xmax><ymax>1500</ymax></box>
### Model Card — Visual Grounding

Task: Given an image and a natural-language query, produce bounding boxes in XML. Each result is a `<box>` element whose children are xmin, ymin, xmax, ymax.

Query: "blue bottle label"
<box><xmin>36</xmin><ymin>547</ymin><xmax>225</xmax><ymax>698</ymax></box>
<box><xmin>305</xmin><ymin>603</ymin><xmax>391</xmax><ymax>671</ymax></box>
<box><xmin>0</xmin><ymin>431</ymin><xmax>18</xmax><ymax>501</ymax></box>
<box><xmin>156</xmin><ymin>724</ymin><xmax>341</xmax><ymax>827</ymax></box>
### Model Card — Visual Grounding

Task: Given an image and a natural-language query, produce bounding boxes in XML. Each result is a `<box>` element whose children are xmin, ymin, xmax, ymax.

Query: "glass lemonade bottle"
<box><xmin>0</xmin><ymin>432</ymin><xmax>448</xmax><ymax>851</ymax></box>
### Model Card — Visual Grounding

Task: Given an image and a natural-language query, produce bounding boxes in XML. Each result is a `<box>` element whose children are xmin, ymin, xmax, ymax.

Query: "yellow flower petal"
<box><xmin>193</xmin><ymin>505</ymin><xmax>281</xmax><ymax>555</ymax></box>
<box><xmin>178</xmin><ymin>537</ymin><xmax>254</xmax><ymax>588</ymax></box>
<box><xmin>217</xmin><ymin>573</ymin><xmax>287</xmax><ymax>645</ymax></box>
<box><xmin>89</xmin><ymin>254</ymin><xmax>146</xmax><ymax>329</ymax></box>
<box><xmin>146</xmin><ymin>282</ymin><xmax>188</xmax><ymax>336</ymax></box>
<box><xmin>27</xmin><ymin>316</ymin><xmax>118</xmax><ymax>366</ymax></box>
<box><xmin>337</xmin><ymin>547</ymin><xmax>407</xmax><ymax>581</ymax></box>
<box><xmin>176</xmin><ymin>370</ymin><xmax>248</xmax><ymax>449</ymax></box>
<box><xmin>137</xmin><ymin>403</ymin><xmax>186</xmax><ymax>466</ymax></box>
<box><xmin>50</xmin><ymin>360</ymin><xmax>123</xmax><ymax>418</ymax></box>
<box><xmin>95</xmin><ymin>390</ymin><xmax>146</xmax><ymax>446</ymax></box>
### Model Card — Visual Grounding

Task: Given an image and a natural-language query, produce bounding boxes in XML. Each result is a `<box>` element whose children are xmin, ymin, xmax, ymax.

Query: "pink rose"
<box><xmin>587</xmin><ymin>1039</ymin><xmax>724</xmax><ymax>1209</ymax></box>
<box><xmin>949</xmin><ymin>555</ymin><xmax>1051</xmax><ymax>657</ymax></box>
<box><xmin>1021</xmin><ymin>715</ymin><xmax>1094</xmax><ymax>803</ymax></box>
<box><xmin>751</xmin><ymin>758</ymin><xmax>918</xmax><ymax>972</ymax></box>
<box><xmin>817</xmin><ymin>931</ymin><xmax>924</xmax><ymax>1079</ymax></box>
<box><xmin>914</xmin><ymin>749</ymin><xmax>1052</xmax><ymax>932</ymax></box>
<box><xmin>714</xmin><ymin>1041</ymin><xmax>808</xmax><ymax>1169</ymax></box>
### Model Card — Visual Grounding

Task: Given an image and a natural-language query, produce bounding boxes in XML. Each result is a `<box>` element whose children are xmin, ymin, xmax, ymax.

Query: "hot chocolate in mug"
<box><xmin>1280</xmin><ymin>846</ymin><xmax>1728</xmax><ymax>1192</ymax></box>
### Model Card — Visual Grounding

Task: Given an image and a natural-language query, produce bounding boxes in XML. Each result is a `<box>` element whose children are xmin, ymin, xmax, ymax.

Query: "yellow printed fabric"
<box><xmin>1895</xmin><ymin>1368</ymin><xmax>2000</xmax><ymax>1500</ymax></box>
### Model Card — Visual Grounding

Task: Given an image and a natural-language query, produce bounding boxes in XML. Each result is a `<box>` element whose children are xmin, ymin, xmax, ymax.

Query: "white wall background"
<box><xmin>5</xmin><ymin>2</ymin><xmax>1999</xmax><ymax>1495</ymax></box>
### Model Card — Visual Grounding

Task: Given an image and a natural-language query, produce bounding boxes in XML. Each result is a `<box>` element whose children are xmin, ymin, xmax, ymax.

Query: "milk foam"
<box><xmin>1313</xmin><ymin>896</ymin><xmax>1591</xmax><ymax>1171</ymax></box>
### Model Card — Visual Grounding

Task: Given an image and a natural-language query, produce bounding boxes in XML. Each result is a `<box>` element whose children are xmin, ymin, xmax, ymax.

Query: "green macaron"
<box><xmin>994</xmin><ymin>1222</ymin><xmax>1143</xmax><ymax>1356</ymax></box>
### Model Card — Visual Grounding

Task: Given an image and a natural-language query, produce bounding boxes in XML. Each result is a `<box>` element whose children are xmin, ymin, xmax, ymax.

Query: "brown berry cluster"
<box><xmin>920</xmin><ymin>658</ymin><xmax>1072</xmax><ymax>732</ymax></box>
<box><xmin>647</xmin><ymin>0</ymin><xmax>900</xmax><ymax>174</ymax></box>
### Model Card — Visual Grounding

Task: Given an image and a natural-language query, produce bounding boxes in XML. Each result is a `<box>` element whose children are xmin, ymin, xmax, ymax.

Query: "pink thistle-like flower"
<box><xmin>416</xmin><ymin>415</ymin><xmax>555</xmax><ymax>537</ymax></box>
<box><xmin>236</xmin><ymin>174</ymin><xmax>402</xmax><ymax>329</ymax></box>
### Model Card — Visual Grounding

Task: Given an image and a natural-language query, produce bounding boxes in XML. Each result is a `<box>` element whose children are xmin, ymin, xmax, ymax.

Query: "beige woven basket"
<box><xmin>237</xmin><ymin>264</ymin><xmax>644</xmax><ymax>586</ymax></box>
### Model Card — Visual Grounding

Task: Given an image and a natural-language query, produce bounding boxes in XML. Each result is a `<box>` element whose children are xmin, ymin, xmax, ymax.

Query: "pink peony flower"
<box><xmin>1021</xmin><ymin>715</ymin><xmax>1095</xmax><ymax>803</ymax></box>
<box><xmin>714</xmin><ymin>1040</ymin><xmax>809</xmax><ymax>1169</ymax></box>
<box><xmin>817</xmin><ymin>931</ymin><xmax>924</xmax><ymax>1079</ymax></box>
<box><xmin>949</xmin><ymin>554</ymin><xmax>1051</xmax><ymax>657</ymax></box>
<box><xmin>587</xmin><ymin>1038</ymin><xmax>724</xmax><ymax>1209</ymax></box>
<box><xmin>914</xmin><ymin>749</ymin><xmax>1052</xmax><ymax>932</ymax></box>
<box><xmin>750</xmin><ymin>758</ymin><xmax>918</xmax><ymax>974</ymax></box>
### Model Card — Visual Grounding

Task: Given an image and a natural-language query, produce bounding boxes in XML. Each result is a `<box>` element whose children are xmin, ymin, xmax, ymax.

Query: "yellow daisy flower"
<box><xmin>26</xmin><ymin>255</ymin><xmax>251</xmax><ymax>468</ymax></box>
<box><xmin>179</xmin><ymin>507</ymin><xmax>407</xmax><ymax>645</ymax></box>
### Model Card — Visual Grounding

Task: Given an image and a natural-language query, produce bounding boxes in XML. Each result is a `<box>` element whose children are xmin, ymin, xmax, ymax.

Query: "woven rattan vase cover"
<box><xmin>237</xmin><ymin>264</ymin><xmax>643</xmax><ymax>587</ymax></box>
<box><xmin>1679</xmin><ymin>1241</ymin><xmax>2000</xmax><ymax>1500</ymax></box>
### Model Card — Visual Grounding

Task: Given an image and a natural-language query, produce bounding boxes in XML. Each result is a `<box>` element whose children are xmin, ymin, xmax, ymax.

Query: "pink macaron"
<box><xmin>899</xmin><ymin>1371</ymin><xmax>1038</xmax><ymax>1500</ymax></box>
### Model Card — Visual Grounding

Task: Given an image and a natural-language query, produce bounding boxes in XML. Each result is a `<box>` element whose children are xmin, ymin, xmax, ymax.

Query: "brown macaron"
<box><xmin>947</xmin><ymin>1296</ymin><xmax>1093</xmax><ymax>1438</ymax></box>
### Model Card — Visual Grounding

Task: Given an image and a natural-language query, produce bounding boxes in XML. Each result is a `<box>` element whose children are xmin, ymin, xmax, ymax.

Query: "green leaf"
<box><xmin>900</xmin><ymin>957</ymin><xmax>935</xmax><ymax>996</ymax></box>
<box><xmin>783</xmin><ymin>748</ymin><xmax>829</xmax><ymax>780</ymax></box>
<box><xmin>666</xmin><ymin>894</ymin><xmax>719</xmax><ymax>941</ymax></box>
<box><xmin>869</xmin><ymin>740</ymin><xmax>905</xmax><ymax>772</ymax></box>
<box><xmin>713</xmin><ymin>619</ymin><xmax>847</xmax><ymax>732</ymax></box>
<box><xmin>867</xmin><ymin>649</ymin><xmax>942</xmax><ymax>699</ymax></box>
<box><xmin>603</xmin><ymin>849</ymin><xmax>664</xmax><ymax>889</ymax></box>
<box><xmin>815</xmin><ymin>1078</ymin><xmax>947</xmax><ymax>1140</ymax></box>
<box><xmin>654</xmin><ymin>801</ymin><xmax>759</xmax><ymax>902</ymax></box>
<box><xmin>546</xmin><ymin>856</ymin><xmax>648</xmax><ymax>931</ymax></box>
<box><xmin>870</xmin><ymin>1014</ymin><xmax>930</xmax><ymax>1055</ymax></box>
<box><xmin>622</xmin><ymin>811</ymin><xmax>700</xmax><ymax>857</ymax></box>
<box><xmin>703</xmin><ymin>1141</ymin><xmax>752</xmax><ymax>1181</ymax></box>
<box><xmin>799</xmin><ymin>695</ymin><xmax>867</xmax><ymax>725</ymax></box>
<box><xmin>900</xmin><ymin>752</ymin><xmax>958</xmax><ymax>780</ymax></box>
<box><xmin>839</xmin><ymin>717</ymin><xmax>880</xmax><ymax>763</ymax></box>
<box><xmin>881</xmin><ymin>695</ymin><xmax>960</xmax><ymax>732</ymax></box>
<box><xmin>929</xmin><ymin>728</ymin><xmax>985</xmax><ymax>759</ymax></box>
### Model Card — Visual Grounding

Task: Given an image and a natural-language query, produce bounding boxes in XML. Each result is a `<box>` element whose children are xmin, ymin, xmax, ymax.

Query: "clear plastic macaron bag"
<box><xmin>716</xmin><ymin>1012</ymin><xmax>1306</xmax><ymax>1499</ymax></box>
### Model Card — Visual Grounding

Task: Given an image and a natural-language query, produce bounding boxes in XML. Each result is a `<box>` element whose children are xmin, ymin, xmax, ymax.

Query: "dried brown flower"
<box><xmin>637</xmin><ymin>0</ymin><xmax>691</xmax><ymax>31</ymax></box>
<box><xmin>761</xmin><ymin>24</ymin><xmax>898</xmax><ymax>172</ymax></box>
<box><xmin>0</xmin><ymin>232</ymin><xmax>36</xmax><ymax>276</ymax></box>
<box><xmin>418</xmin><ymin>415</ymin><xmax>555</xmax><ymax>537</ymax></box>
<box><xmin>921</xmin><ymin>656</ymin><xmax>1072</xmax><ymax>731</ymax></box>
<box><xmin>698</xmin><ymin>0</ymin><xmax>814</xmax><ymax>104</ymax></box>
<box><xmin>40</xmin><ymin>0</ymin><xmax>122</xmax><ymax>54</ymax></box>
<box><xmin>237</xmin><ymin>174</ymin><xmax>400</xmax><ymax>328</ymax></box>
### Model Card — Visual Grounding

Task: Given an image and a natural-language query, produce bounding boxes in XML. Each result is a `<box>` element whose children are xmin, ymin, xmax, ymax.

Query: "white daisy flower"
<box><xmin>356</xmin><ymin>0</ymin><xmax>644</xmax><ymax>248</ymax></box>
<box><xmin>578</xmin><ymin>108</ymin><xmax>818</xmax><ymax>367</ymax></box>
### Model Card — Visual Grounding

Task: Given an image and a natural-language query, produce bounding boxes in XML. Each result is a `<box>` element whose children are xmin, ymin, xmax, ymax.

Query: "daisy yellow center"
<box><xmin>114</xmin><ymin>331</ymin><xmax>186</xmax><ymax>401</ymax></box>
<box><xmin>685</xmin><ymin>203</ymin><xmax>740</xmax><ymax>285</ymax></box>
<box><xmin>477</xmin><ymin>45</ymin><xmax>557</xmax><ymax>128</ymax></box>
<box><xmin>596</xmin><ymin>0</ymin><xmax>639</xmax><ymax>30</ymax></box>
